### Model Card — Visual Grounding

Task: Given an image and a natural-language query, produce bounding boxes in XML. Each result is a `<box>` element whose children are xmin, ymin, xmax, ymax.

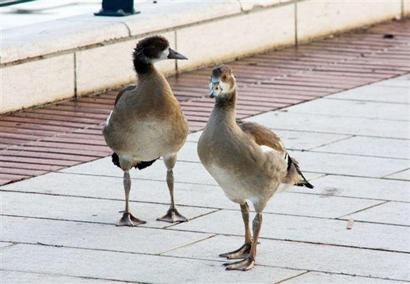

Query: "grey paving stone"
<box><xmin>291</xmin><ymin>150</ymin><xmax>409</xmax><ymax>178</ymax></box>
<box><xmin>61</xmin><ymin>157</ymin><xmax>218</xmax><ymax>186</ymax></box>
<box><xmin>178</xmin><ymin>132</ymin><xmax>350</xmax><ymax>163</ymax></box>
<box><xmin>274</xmin><ymin>130</ymin><xmax>350</xmax><ymax>151</ymax></box>
<box><xmin>186</xmin><ymin>130</ymin><xmax>203</xmax><ymax>142</ymax></box>
<box><xmin>385</xmin><ymin>169</ymin><xmax>410</xmax><ymax>181</ymax></box>
<box><xmin>165</xmin><ymin>235</ymin><xmax>410</xmax><ymax>281</ymax></box>
<box><xmin>1</xmin><ymin>172</ymin><xmax>368</xmax><ymax>219</ymax></box>
<box><xmin>281</xmin><ymin>271</ymin><xmax>403</xmax><ymax>284</ymax></box>
<box><xmin>287</xmin><ymin>98</ymin><xmax>409</xmax><ymax>121</ymax></box>
<box><xmin>0</xmin><ymin>242</ymin><xmax>13</xmax><ymax>248</ymax></box>
<box><xmin>313</xmin><ymin>136</ymin><xmax>410</xmax><ymax>159</ymax></box>
<box><xmin>0</xmin><ymin>171</ymin><xmax>225</xmax><ymax>207</ymax></box>
<box><xmin>348</xmin><ymin>201</ymin><xmax>410</xmax><ymax>226</ymax></box>
<box><xmin>264</xmin><ymin>192</ymin><xmax>379</xmax><ymax>218</ymax></box>
<box><xmin>246</xmin><ymin>111</ymin><xmax>410</xmax><ymax>139</ymax></box>
<box><xmin>326</xmin><ymin>84</ymin><xmax>409</xmax><ymax>104</ymax></box>
<box><xmin>0</xmin><ymin>271</ymin><xmax>115</xmax><ymax>284</ymax></box>
<box><xmin>1</xmin><ymin>244</ymin><xmax>302</xmax><ymax>283</ymax></box>
<box><xmin>171</xmin><ymin>210</ymin><xmax>410</xmax><ymax>253</ymax></box>
<box><xmin>0</xmin><ymin>191</ymin><xmax>214</xmax><ymax>228</ymax></box>
<box><xmin>0</xmin><ymin>172</ymin><xmax>209</xmax><ymax>207</ymax></box>
<box><xmin>375</xmin><ymin>75</ymin><xmax>410</xmax><ymax>88</ymax></box>
<box><xmin>1</xmin><ymin>216</ymin><xmax>212</xmax><ymax>255</ymax></box>
<box><xmin>292</xmin><ymin>175</ymin><xmax>410</xmax><ymax>202</ymax></box>
<box><xmin>0</xmin><ymin>173</ymin><xmax>324</xmax><ymax>213</ymax></box>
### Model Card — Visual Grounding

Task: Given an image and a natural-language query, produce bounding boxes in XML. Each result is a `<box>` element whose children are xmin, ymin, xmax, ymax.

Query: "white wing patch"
<box><xmin>261</xmin><ymin>145</ymin><xmax>275</xmax><ymax>153</ymax></box>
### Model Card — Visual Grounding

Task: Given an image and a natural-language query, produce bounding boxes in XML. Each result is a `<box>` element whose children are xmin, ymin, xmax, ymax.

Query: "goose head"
<box><xmin>209</xmin><ymin>65</ymin><xmax>236</xmax><ymax>99</ymax></box>
<box><xmin>133</xmin><ymin>36</ymin><xmax>187</xmax><ymax>67</ymax></box>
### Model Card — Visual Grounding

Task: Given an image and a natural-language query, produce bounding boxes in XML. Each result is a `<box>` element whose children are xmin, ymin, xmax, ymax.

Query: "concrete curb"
<box><xmin>0</xmin><ymin>0</ymin><xmax>407</xmax><ymax>113</ymax></box>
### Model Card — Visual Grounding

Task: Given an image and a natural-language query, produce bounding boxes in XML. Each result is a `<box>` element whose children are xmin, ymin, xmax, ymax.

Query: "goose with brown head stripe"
<box><xmin>103</xmin><ymin>36</ymin><xmax>188</xmax><ymax>226</ymax></box>
<box><xmin>197</xmin><ymin>65</ymin><xmax>313</xmax><ymax>271</ymax></box>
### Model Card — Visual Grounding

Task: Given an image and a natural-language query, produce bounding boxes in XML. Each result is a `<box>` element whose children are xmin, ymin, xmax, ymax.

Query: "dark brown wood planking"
<box><xmin>0</xmin><ymin>19</ymin><xmax>409</xmax><ymax>185</ymax></box>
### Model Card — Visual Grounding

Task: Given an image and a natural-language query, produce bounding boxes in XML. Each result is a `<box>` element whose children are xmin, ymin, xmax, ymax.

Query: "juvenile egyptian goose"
<box><xmin>103</xmin><ymin>36</ymin><xmax>189</xmax><ymax>226</ymax></box>
<box><xmin>197</xmin><ymin>65</ymin><xmax>313</xmax><ymax>271</ymax></box>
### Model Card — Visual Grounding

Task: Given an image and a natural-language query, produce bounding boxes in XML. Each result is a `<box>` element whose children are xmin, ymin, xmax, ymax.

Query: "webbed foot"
<box><xmin>219</xmin><ymin>243</ymin><xmax>252</xmax><ymax>259</ymax></box>
<box><xmin>223</xmin><ymin>257</ymin><xmax>255</xmax><ymax>271</ymax></box>
<box><xmin>117</xmin><ymin>212</ymin><xmax>146</xmax><ymax>226</ymax></box>
<box><xmin>157</xmin><ymin>208</ymin><xmax>187</xmax><ymax>223</ymax></box>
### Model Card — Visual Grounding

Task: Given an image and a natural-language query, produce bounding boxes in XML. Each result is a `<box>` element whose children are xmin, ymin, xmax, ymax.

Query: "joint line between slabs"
<box><xmin>0</xmin><ymin>269</ymin><xmax>144</xmax><ymax>284</ymax></box>
<box><xmin>157</xmin><ymin>234</ymin><xmax>217</xmax><ymax>256</ymax></box>
<box><xmin>336</xmin><ymin>200</ymin><xmax>389</xmax><ymax>219</ymax></box>
<box><xmin>380</xmin><ymin>167</ymin><xmax>410</xmax><ymax>179</ymax></box>
<box><xmin>324</xmin><ymin>97</ymin><xmax>410</xmax><ymax>105</ymax></box>
<box><xmin>162</xmin><ymin>209</ymin><xmax>222</xmax><ymax>229</ymax></box>
<box><xmin>305</xmin><ymin>135</ymin><xmax>354</xmax><ymax>151</ymax></box>
<box><xmin>275</xmin><ymin>270</ymin><xmax>309</xmax><ymax>284</ymax></box>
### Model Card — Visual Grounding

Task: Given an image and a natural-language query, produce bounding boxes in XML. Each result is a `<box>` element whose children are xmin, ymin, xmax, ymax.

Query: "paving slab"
<box><xmin>0</xmin><ymin>242</ymin><xmax>13</xmax><ymax>249</ymax></box>
<box><xmin>347</xmin><ymin>201</ymin><xmax>410</xmax><ymax>226</ymax></box>
<box><xmin>178</xmin><ymin>132</ymin><xmax>350</xmax><ymax>163</ymax></box>
<box><xmin>170</xmin><ymin>210</ymin><xmax>410</xmax><ymax>253</ymax></box>
<box><xmin>0</xmin><ymin>191</ymin><xmax>213</xmax><ymax>228</ymax></box>
<box><xmin>165</xmin><ymin>235</ymin><xmax>410</xmax><ymax>281</ymax></box>
<box><xmin>313</xmin><ymin>136</ymin><xmax>410</xmax><ymax>159</ymax></box>
<box><xmin>373</xmin><ymin>75</ymin><xmax>410</xmax><ymax>88</ymax></box>
<box><xmin>1</xmin><ymin>172</ymin><xmax>371</xmax><ymax>219</ymax></box>
<box><xmin>385</xmin><ymin>169</ymin><xmax>410</xmax><ymax>181</ymax></box>
<box><xmin>0</xmin><ymin>271</ymin><xmax>115</xmax><ymax>284</ymax></box>
<box><xmin>291</xmin><ymin>151</ymin><xmax>409</xmax><ymax>178</ymax></box>
<box><xmin>1</xmin><ymin>216</ymin><xmax>213</xmax><ymax>255</ymax></box>
<box><xmin>274</xmin><ymin>130</ymin><xmax>350</xmax><ymax>151</ymax></box>
<box><xmin>292</xmin><ymin>175</ymin><xmax>410</xmax><ymax>202</ymax></box>
<box><xmin>283</xmin><ymin>271</ymin><xmax>404</xmax><ymax>284</ymax></box>
<box><xmin>264</xmin><ymin>192</ymin><xmax>379</xmax><ymax>219</ymax></box>
<box><xmin>246</xmin><ymin>111</ymin><xmax>410</xmax><ymax>139</ymax></box>
<box><xmin>325</xmin><ymin>84</ymin><xmax>410</xmax><ymax>104</ymax></box>
<box><xmin>287</xmin><ymin>98</ymin><xmax>410</xmax><ymax>121</ymax></box>
<box><xmin>61</xmin><ymin>157</ymin><xmax>218</xmax><ymax>186</ymax></box>
<box><xmin>1</xmin><ymin>244</ymin><xmax>302</xmax><ymax>283</ymax></box>
<box><xmin>0</xmin><ymin>171</ymin><xmax>224</xmax><ymax>207</ymax></box>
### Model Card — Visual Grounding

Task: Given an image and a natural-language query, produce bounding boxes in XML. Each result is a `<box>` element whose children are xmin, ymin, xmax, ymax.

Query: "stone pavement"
<box><xmin>1</xmin><ymin>75</ymin><xmax>409</xmax><ymax>283</ymax></box>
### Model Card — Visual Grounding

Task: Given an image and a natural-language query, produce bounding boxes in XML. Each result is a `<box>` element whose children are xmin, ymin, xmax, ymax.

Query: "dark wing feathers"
<box><xmin>114</xmin><ymin>85</ymin><xmax>136</xmax><ymax>106</ymax></box>
<box><xmin>111</xmin><ymin>152</ymin><xmax>158</xmax><ymax>170</ymax></box>
<box><xmin>289</xmin><ymin>156</ymin><xmax>314</xmax><ymax>189</ymax></box>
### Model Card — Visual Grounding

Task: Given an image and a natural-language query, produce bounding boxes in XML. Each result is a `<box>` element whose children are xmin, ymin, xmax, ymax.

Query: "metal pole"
<box><xmin>95</xmin><ymin>0</ymin><xmax>139</xmax><ymax>17</ymax></box>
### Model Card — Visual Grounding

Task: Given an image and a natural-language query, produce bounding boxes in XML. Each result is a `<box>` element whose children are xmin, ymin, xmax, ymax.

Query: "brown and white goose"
<box><xmin>103</xmin><ymin>36</ymin><xmax>189</xmax><ymax>226</ymax></box>
<box><xmin>197</xmin><ymin>65</ymin><xmax>313</xmax><ymax>271</ymax></box>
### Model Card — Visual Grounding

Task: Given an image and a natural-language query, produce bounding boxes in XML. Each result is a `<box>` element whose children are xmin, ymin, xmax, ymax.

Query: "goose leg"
<box><xmin>220</xmin><ymin>202</ymin><xmax>252</xmax><ymax>259</ymax></box>
<box><xmin>117</xmin><ymin>170</ymin><xmax>146</xmax><ymax>226</ymax></box>
<box><xmin>157</xmin><ymin>155</ymin><xmax>187</xmax><ymax>223</ymax></box>
<box><xmin>224</xmin><ymin>212</ymin><xmax>262</xmax><ymax>271</ymax></box>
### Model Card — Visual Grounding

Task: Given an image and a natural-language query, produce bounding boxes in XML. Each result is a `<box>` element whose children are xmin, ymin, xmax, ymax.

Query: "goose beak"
<box><xmin>209</xmin><ymin>89</ymin><xmax>215</xmax><ymax>98</ymax></box>
<box><xmin>209</xmin><ymin>80</ymin><xmax>219</xmax><ymax>98</ymax></box>
<box><xmin>168</xmin><ymin>48</ymin><xmax>188</xmax><ymax>60</ymax></box>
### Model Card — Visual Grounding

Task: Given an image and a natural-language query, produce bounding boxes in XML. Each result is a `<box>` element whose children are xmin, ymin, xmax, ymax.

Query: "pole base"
<box><xmin>94</xmin><ymin>9</ymin><xmax>140</xmax><ymax>17</ymax></box>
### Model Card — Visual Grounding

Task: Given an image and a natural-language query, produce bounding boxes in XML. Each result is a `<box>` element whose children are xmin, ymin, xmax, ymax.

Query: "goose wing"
<box><xmin>114</xmin><ymin>85</ymin><xmax>136</xmax><ymax>106</ymax></box>
<box><xmin>237</xmin><ymin>120</ymin><xmax>313</xmax><ymax>189</ymax></box>
<box><xmin>236</xmin><ymin>120</ymin><xmax>285</xmax><ymax>153</ymax></box>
